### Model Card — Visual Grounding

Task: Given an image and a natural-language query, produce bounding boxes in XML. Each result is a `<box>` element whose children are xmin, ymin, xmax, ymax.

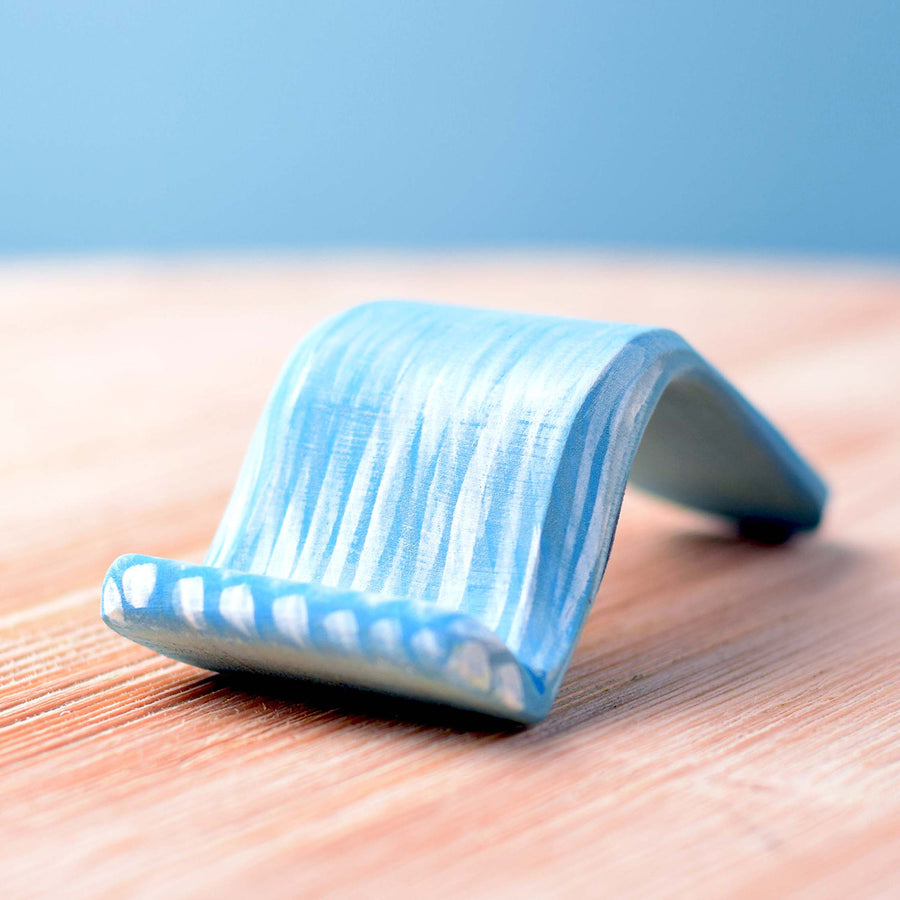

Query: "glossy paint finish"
<box><xmin>102</xmin><ymin>301</ymin><xmax>826</xmax><ymax>722</ymax></box>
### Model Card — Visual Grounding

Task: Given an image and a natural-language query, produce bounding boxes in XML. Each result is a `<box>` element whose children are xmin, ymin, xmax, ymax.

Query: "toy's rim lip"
<box><xmin>102</xmin><ymin>553</ymin><xmax>550</xmax><ymax>724</ymax></box>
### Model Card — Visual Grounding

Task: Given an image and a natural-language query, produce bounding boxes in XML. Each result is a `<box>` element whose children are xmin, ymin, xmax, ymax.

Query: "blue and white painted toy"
<box><xmin>102</xmin><ymin>301</ymin><xmax>826</xmax><ymax>723</ymax></box>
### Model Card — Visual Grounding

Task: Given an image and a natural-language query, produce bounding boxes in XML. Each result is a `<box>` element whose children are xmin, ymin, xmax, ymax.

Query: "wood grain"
<box><xmin>1</xmin><ymin>254</ymin><xmax>898</xmax><ymax>898</ymax></box>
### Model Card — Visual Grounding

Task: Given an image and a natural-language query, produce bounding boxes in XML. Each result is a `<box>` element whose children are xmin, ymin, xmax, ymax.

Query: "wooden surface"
<box><xmin>1</xmin><ymin>254</ymin><xmax>898</xmax><ymax>898</ymax></box>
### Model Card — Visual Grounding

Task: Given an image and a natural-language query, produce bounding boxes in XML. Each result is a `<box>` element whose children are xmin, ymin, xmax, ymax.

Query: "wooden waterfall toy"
<box><xmin>102</xmin><ymin>301</ymin><xmax>827</xmax><ymax>723</ymax></box>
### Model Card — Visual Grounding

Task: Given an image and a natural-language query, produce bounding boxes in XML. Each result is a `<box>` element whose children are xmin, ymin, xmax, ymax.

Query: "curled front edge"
<box><xmin>102</xmin><ymin>301</ymin><xmax>826</xmax><ymax>723</ymax></box>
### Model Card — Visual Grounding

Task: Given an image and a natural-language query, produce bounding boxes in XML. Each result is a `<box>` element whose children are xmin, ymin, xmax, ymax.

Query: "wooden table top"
<box><xmin>1</xmin><ymin>254</ymin><xmax>898</xmax><ymax>898</ymax></box>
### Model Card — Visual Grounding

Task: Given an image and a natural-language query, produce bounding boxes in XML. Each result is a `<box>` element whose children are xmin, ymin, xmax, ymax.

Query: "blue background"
<box><xmin>1</xmin><ymin>2</ymin><xmax>898</xmax><ymax>257</ymax></box>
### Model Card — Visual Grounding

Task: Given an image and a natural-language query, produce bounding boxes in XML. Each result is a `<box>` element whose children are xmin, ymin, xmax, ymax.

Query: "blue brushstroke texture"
<box><xmin>102</xmin><ymin>302</ymin><xmax>826</xmax><ymax>722</ymax></box>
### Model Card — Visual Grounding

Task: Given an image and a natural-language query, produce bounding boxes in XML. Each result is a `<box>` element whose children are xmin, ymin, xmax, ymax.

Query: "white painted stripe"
<box><xmin>493</xmin><ymin>662</ymin><xmax>525</xmax><ymax>712</ymax></box>
<box><xmin>173</xmin><ymin>576</ymin><xmax>205</xmax><ymax>629</ymax></box>
<box><xmin>445</xmin><ymin>641</ymin><xmax>491</xmax><ymax>691</ymax></box>
<box><xmin>122</xmin><ymin>563</ymin><xmax>157</xmax><ymax>609</ymax></box>
<box><xmin>410</xmin><ymin>627</ymin><xmax>443</xmax><ymax>665</ymax></box>
<box><xmin>505</xmin><ymin>523</ymin><xmax>543</xmax><ymax>651</ymax></box>
<box><xmin>218</xmin><ymin>583</ymin><xmax>256</xmax><ymax>635</ymax></box>
<box><xmin>102</xmin><ymin>579</ymin><xmax>124</xmax><ymax>623</ymax></box>
<box><xmin>322</xmin><ymin>609</ymin><xmax>359</xmax><ymax>651</ymax></box>
<box><xmin>271</xmin><ymin>593</ymin><xmax>309</xmax><ymax>646</ymax></box>
<box><xmin>368</xmin><ymin>618</ymin><xmax>405</xmax><ymax>661</ymax></box>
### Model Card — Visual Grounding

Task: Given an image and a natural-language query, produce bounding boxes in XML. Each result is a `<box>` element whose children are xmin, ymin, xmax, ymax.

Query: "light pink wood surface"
<box><xmin>1</xmin><ymin>255</ymin><xmax>898</xmax><ymax>897</ymax></box>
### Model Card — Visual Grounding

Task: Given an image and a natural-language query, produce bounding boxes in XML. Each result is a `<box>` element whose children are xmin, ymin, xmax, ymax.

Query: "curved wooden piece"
<box><xmin>102</xmin><ymin>301</ymin><xmax>826</xmax><ymax>722</ymax></box>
